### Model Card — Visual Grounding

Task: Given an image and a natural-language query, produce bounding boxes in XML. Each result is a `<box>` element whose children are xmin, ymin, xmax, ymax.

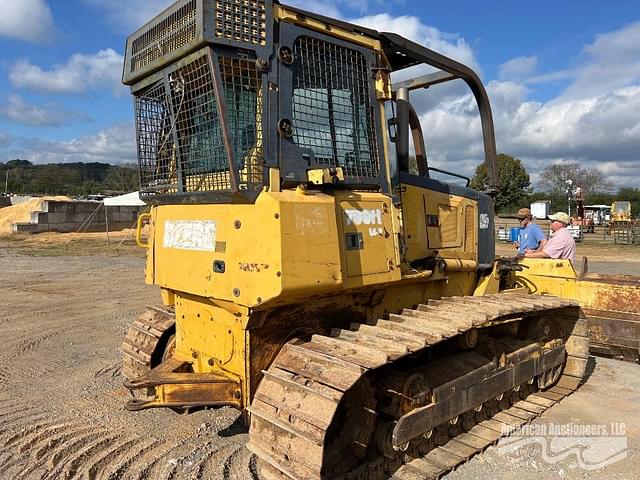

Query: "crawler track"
<box><xmin>248</xmin><ymin>293</ymin><xmax>588</xmax><ymax>480</ymax></box>
<box><xmin>121</xmin><ymin>306</ymin><xmax>175</xmax><ymax>380</ymax></box>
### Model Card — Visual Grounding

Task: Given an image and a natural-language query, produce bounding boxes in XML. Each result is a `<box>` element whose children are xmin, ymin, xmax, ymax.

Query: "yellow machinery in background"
<box><xmin>118</xmin><ymin>1</ymin><xmax>631</xmax><ymax>478</ymax></box>
<box><xmin>495</xmin><ymin>259</ymin><xmax>639</xmax><ymax>363</ymax></box>
<box><xmin>609</xmin><ymin>201</ymin><xmax>640</xmax><ymax>244</ymax></box>
<box><xmin>611</xmin><ymin>201</ymin><xmax>632</xmax><ymax>223</ymax></box>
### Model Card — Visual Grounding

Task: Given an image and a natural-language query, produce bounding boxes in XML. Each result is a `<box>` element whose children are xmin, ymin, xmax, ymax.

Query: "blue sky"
<box><xmin>1</xmin><ymin>0</ymin><xmax>639</xmax><ymax>188</ymax></box>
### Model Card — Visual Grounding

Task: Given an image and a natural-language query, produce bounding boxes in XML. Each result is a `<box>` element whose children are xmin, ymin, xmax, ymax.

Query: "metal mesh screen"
<box><xmin>135</xmin><ymin>81</ymin><xmax>178</xmax><ymax>193</ymax></box>
<box><xmin>172</xmin><ymin>53</ymin><xmax>231</xmax><ymax>192</ymax></box>
<box><xmin>130</xmin><ymin>0</ymin><xmax>197</xmax><ymax>76</ymax></box>
<box><xmin>215</xmin><ymin>0</ymin><xmax>267</xmax><ymax>46</ymax></box>
<box><xmin>291</xmin><ymin>36</ymin><xmax>379</xmax><ymax>178</ymax></box>
<box><xmin>134</xmin><ymin>49</ymin><xmax>263</xmax><ymax>196</ymax></box>
<box><xmin>220</xmin><ymin>57</ymin><xmax>263</xmax><ymax>189</ymax></box>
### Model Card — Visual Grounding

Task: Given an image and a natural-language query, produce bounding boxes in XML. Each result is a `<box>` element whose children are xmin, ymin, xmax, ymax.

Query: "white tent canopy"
<box><xmin>103</xmin><ymin>191</ymin><xmax>145</xmax><ymax>207</ymax></box>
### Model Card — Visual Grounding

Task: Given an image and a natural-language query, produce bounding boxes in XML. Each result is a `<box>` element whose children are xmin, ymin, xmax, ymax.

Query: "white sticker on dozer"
<box><xmin>163</xmin><ymin>220</ymin><xmax>216</xmax><ymax>252</ymax></box>
<box><xmin>479</xmin><ymin>213</ymin><xmax>490</xmax><ymax>229</ymax></box>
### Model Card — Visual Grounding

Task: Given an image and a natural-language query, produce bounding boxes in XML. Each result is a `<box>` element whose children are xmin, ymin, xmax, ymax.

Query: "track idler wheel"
<box><xmin>378</xmin><ymin>371</ymin><xmax>430</xmax><ymax>417</ymax></box>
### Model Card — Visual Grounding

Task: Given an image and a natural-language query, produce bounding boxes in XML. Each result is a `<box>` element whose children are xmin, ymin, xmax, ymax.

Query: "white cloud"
<box><xmin>0</xmin><ymin>95</ymin><xmax>88</xmax><ymax>127</ymax></box>
<box><xmin>498</xmin><ymin>56</ymin><xmax>538</xmax><ymax>81</ymax></box>
<box><xmin>83</xmin><ymin>0</ymin><xmax>175</xmax><ymax>33</ymax></box>
<box><xmin>395</xmin><ymin>20</ymin><xmax>640</xmax><ymax>188</ymax></box>
<box><xmin>414</xmin><ymin>80</ymin><xmax>640</xmax><ymax>187</ymax></box>
<box><xmin>506</xmin><ymin>86</ymin><xmax>640</xmax><ymax>160</ymax></box>
<box><xmin>284</xmin><ymin>0</ymin><xmax>343</xmax><ymax>18</ymax></box>
<box><xmin>351</xmin><ymin>13</ymin><xmax>478</xmax><ymax>71</ymax></box>
<box><xmin>526</xmin><ymin>69</ymin><xmax>574</xmax><ymax>85</ymax></box>
<box><xmin>9</xmin><ymin>50</ymin><xmax>125</xmax><ymax>96</ymax></box>
<box><xmin>13</xmin><ymin>123</ymin><xmax>136</xmax><ymax>165</ymax></box>
<box><xmin>0</xmin><ymin>0</ymin><xmax>55</xmax><ymax>43</ymax></box>
<box><xmin>558</xmin><ymin>21</ymin><xmax>640</xmax><ymax>101</ymax></box>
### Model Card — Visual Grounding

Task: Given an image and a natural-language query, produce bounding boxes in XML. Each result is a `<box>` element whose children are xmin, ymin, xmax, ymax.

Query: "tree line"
<box><xmin>1</xmin><ymin>160</ymin><xmax>138</xmax><ymax>197</ymax></box>
<box><xmin>469</xmin><ymin>154</ymin><xmax>639</xmax><ymax>217</ymax></box>
<box><xmin>2</xmin><ymin>157</ymin><xmax>638</xmax><ymax>216</ymax></box>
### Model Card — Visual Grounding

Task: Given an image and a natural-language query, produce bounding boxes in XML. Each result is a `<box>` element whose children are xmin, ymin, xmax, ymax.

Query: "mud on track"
<box><xmin>0</xmin><ymin>249</ymin><xmax>258</xmax><ymax>480</ymax></box>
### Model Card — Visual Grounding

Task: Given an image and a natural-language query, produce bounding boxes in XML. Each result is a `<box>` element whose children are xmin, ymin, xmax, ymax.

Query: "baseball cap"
<box><xmin>516</xmin><ymin>208</ymin><xmax>531</xmax><ymax>219</ymax></box>
<box><xmin>549</xmin><ymin>212</ymin><xmax>570</xmax><ymax>224</ymax></box>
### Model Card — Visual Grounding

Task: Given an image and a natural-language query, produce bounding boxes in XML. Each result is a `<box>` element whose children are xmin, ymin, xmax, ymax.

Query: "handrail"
<box><xmin>136</xmin><ymin>213</ymin><xmax>152</xmax><ymax>248</ymax></box>
<box><xmin>428</xmin><ymin>167</ymin><xmax>471</xmax><ymax>187</ymax></box>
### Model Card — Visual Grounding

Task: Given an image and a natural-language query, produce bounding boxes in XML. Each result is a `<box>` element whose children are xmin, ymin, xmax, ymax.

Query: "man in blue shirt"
<box><xmin>515</xmin><ymin>208</ymin><xmax>547</xmax><ymax>255</ymax></box>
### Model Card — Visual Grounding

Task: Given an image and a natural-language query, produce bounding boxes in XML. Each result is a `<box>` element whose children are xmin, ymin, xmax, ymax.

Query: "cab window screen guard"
<box><xmin>291</xmin><ymin>36</ymin><xmax>379</xmax><ymax>179</ymax></box>
<box><xmin>134</xmin><ymin>48</ymin><xmax>263</xmax><ymax>197</ymax></box>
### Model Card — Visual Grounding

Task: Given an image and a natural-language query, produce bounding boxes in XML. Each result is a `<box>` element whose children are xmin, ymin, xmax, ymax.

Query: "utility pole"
<box><xmin>4</xmin><ymin>170</ymin><xmax>7</xmax><ymax>196</ymax></box>
<box><xmin>565</xmin><ymin>179</ymin><xmax>574</xmax><ymax>217</ymax></box>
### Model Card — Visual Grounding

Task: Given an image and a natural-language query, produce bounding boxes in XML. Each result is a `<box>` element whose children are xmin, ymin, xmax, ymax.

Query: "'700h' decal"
<box><xmin>344</xmin><ymin>208</ymin><xmax>384</xmax><ymax>237</ymax></box>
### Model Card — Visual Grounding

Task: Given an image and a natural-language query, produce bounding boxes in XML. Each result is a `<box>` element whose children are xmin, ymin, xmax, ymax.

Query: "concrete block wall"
<box><xmin>11</xmin><ymin>200</ymin><xmax>145</xmax><ymax>233</ymax></box>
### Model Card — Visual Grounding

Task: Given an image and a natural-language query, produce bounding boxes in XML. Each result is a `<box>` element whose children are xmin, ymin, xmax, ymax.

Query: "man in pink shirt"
<box><xmin>524</xmin><ymin>212</ymin><xmax>576</xmax><ymax>264</ymax></box>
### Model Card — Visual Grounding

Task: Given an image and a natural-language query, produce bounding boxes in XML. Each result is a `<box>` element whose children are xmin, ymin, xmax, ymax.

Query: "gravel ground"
<box><xmin>447</xmin><ymin>357</ymin><xmax>639</xmax><ymax>480</ymax></box>
<box><xmin>0</xmin><ymin>248</ymin><xmax>256</xmax><ymax>480</ymax></box>
<box><xmin>587</xmin><ymin>261</ymin><xmax>640</xmax><ymax>276</ymax></box>
<box><xmin>0</xmin><ymin>242</ymin><xmax>637</xmax><ymax>479</ymax></box>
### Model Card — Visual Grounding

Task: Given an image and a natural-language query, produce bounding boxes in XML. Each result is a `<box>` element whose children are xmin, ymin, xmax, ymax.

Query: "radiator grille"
<box><xmin>130</xmin><ymin>0</ymin><xmax>197</xmax><ymax>76</ymax></box>
<box><xmin>134</xmin><ymin>49</ymin><xmax>263</xmax><ymax>196</ymax></box>
<box><xmin>291</xmin><ymin>36</ymin><xmax>379</xmax><ymax>179</ymax></box>
<box><xmin>215</xmin><ymin>0</ymin><xmax>267</xmax><ymax>46</ymax></box>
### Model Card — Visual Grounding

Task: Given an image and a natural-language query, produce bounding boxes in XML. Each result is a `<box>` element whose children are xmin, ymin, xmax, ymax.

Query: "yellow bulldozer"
<box><xmin>120</xmin><ymin>1</ymin><xmax>639</xmax><ymax>478</ymax></box>
<box><xmin>611</xmin><ymin>201</ymin><xmax>632</xmax><ymax>223</ymax></box>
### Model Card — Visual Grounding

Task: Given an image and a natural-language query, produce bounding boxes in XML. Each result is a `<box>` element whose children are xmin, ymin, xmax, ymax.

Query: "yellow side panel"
<box><xmin>401</xmin><ymin>182</ymin><xmax>478</xmax><ymax>263</ymax></box>
<box><xmin>278</xmin><ymin>192</ymin><xmax>344</xmax><ymax>296</ymax></box>
<box><xmin>400</xmin><ymin>185</ymin><xmax>429</xmax><ymax>260</ymax></box>
<box><xmin>153</xmin><ymin>204</ymin><xmax>228</xmax><ymax>297</ymax></box>
<box><xmin>152</xmin><ymin>192</ymin><xmax>345</xmax><ymax>306</ymax></box>
<box><xmin>336</xmin><ymin>192</ymin><xmax>400</xmax><ymax>288</ymax></box>
<box><xmin>340</xmin><ymin>200</ymin><xmax>393</xmax><ymax>277</ymax></box>
<box><xmin>150</xmin><ymin>190</ymin><xmax>400</xmax><ymax>307</ymax></box>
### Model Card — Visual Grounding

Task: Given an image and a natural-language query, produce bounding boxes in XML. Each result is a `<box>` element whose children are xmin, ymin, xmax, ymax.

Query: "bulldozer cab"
<box><xmin>123</xmin><ymin>0</ymin><xmax>498</xmax><ymax>204</ymax></box>
<box><xmin>123</xmin><ymin>0</ymin><xmax>501</xmax><ymax>280</ymax></box>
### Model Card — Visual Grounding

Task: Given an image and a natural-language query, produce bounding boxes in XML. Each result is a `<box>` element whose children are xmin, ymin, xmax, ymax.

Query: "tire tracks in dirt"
<box><xmin>0</xmin><ymin>253</ymin><xmax>257</xmax><ymax>479</ymax></box>
<box><xmin>0</xmin><ymin>402</ymin><xmax>256</xmax><ymax>480</ymax></box>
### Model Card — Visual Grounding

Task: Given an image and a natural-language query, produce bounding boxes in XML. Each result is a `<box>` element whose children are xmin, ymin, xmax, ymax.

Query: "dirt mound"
<box><xmin>0</xmin><ymin>196</ymin><xmax>71</xmax><ymax>233</ymax></box>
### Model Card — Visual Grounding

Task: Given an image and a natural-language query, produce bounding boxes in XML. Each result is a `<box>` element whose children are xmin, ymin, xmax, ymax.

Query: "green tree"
<box><xmin>0</xmin><ymin>161</ymin><xmax>138</xmax><ymax>196</ymax></box>
<box><xmin>104</xmin><ymin>165</ymin><xmax>138</xmax><ymax>192</ymax></box>
<box><xmin>6</xmin><ymin>159</ymin><xmax>32</xmax><ymax>167</ymax></box>
<box><xmin>470</xmin><ymin>153</ymin><xmax>532</xmax><ymax>213</ymax></box>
